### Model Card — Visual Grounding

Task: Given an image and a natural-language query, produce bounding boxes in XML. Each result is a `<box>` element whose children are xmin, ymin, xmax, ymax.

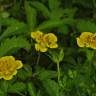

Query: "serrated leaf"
<box><xmin>48</xmin><ymin>0</ymin><xmax>61</xmax><ymax>20</ymax></box>
<box><xmin>0</xmin><ymin>37</ymin><xmax>31</xmax><ymax>57</ymax></box>
<box><xmin>36</xmin><ymin>19</ymin><xmax>75</xmax><ymax>30</ymax></box>
<box><xmin>0</xmin><ymin>18</ymin><xmax>22</xmax><ymax>26</ymax></box>
<box><xmin>0</xmin><ymin>80</ymin><xmax>9</xmax><ymax>95</ymax></box>
<box><xmin>30</xmin><ymin>1</ymin><xmax>50</xmax><ymax>18</ymax></box>
<box><xmin>63</xmin><ymin>8</ymin><xmax>77</xmax><ymax>18</ymax></box>
<box><xmin>48</xmin><ymin>0</ymin><xmax>75</xmax><ymax>20</ymax></box>
<box><xmin>35</xmin><ymin>68</ymin><xmax>57</xmax><ymax>80</ymax></box>
<box><xmin>36</xmin><ymin>20</ymin><xmax>64</xmax><ymax>30</ymax></box>
<box><xmin>50</xmin><ymin>8</ymin><xmax>65</xmax><ymax>20</ymax></box>
<box><xmin>27</xmin><ymin>82</ymin><xmax>36</xmax><ymax>96</ymax></box>
<box><xmin>8</xmin><ymin>82</ymin><xmax>26</xmax><ymax>93</ymax></box>
<box><xmin>42</xmin><ymin>79</ymin><xmax>60</xmax><ymax>96</ymax></box>
<box><xmin>17</xmin><ymin>64</ymin><xmax>32</xmax><ymax>80</ymax></box>
<box><xmin>0</xmin><ymin>22</ymin><xmax>27</xmax><ymax>40</ymax></box>
<box><xmin>48</xmin><ymin>48</ymin><xmax>64</xmax><ymax>64</ymax></box>
<box><xmin>25</xmin><ymin>1</ymin><xmax>37</xmax><ymax>31</ymax></box>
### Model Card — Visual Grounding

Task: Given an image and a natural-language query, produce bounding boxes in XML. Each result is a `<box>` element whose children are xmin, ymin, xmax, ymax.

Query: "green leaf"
<box><xmin>58</xmin><ymin>25</ymin><xmax>69</xmax><ymax>35</ymax></box>
<box><xmin>0</xmin><ymin>37</ymin><xmax>31</xmax><ymax>57</ymax></box>
<box><xmin>76</xmin><ymin>20</ymin><xmax>96</xmax><ymax>32</ymax></box>
<box><xmin>0</xmin><ymin>18</ymin><xmax>22</xmax><ymax>26</ymax></box>
<box><xmin>36</xmin><ymin>20</ymin><xmax>64</xmax><ymax>30</ymax></box>
<box><xmin>48</xmin><ymin>0</ymin><xmax>61</xmax><ymax>20</ymax></box>
<box><xmin>30</xmin><ymin>1</ymin><xmax>50</xmax><ymax>18</ymax></box>
<box><xmin>50</xmin><ymin>8</ymin><xmax>65</xmax><ymax>20</ymax></box>
<box><xmin>48</xmin><ymin>48</ymin><xmax>64</xmax><ymax>64</ymax></box>
<box><xmin>59</xmin><ymin>48</ymin><xmax>64</xmax><ymax>62</ymax></box>
<box><xmin>34</xmin><ymin>68</ymin><xmax>57</xmax><ymax>80</ymax></box>
<box><xmin>25</xmin><ymin>1</ymin><xmax>37</xmax><ymax>31</ymax></box>
<box><xmin>0</xmin><ymin>22</ymin><xmax>27</xmax><ymax>40</ymax></box>
<box><xmin>48</xmin><ymin>0</ymin><xmax>60</xmax><ymax>10</ymax></box>
<box><xmin>48</xmin><ymin>0</ymin><xmax>76</xmax><ymax>20</ymax></box>
<box><xmin>17</xmin><ymin>64</ymin><xmax>32</xmax><ymax>80</ymax></box>
<box><xmin>63</xmin><ymin>8</ymin><xmax>77</xmax><ymax>18</ymax></box>
<box><xmin>0</xmin><ymin>80</ymin><xmax>9</xmax><ymax>95</ymax></box>
<box><xmin>42</xmin><ymin>79</ymin><xmax>60</xmax><ymax>96</ymax></box>
<box><xmin>27</xmin><ymin>82</ymin><xmax>36</xmax><ymax>96</ymax></box>
<box><xmin>85</xmin><ymin>49</ymin><xmax>94</xmax><ymax>61</ymax></box>
<box><xmin>0</xmin><ymin>90</ymin><xmax>5</xmax><ymax>96</ymax></box>
<box><xmin>36</xmin><ymin>19</ymin><xmax>75</xmax><ymax>30</ymax></box>
<box><xmin>8</xmin><ymin>82</ymin><xmax>26</xmax><ymax>93</ymax></box>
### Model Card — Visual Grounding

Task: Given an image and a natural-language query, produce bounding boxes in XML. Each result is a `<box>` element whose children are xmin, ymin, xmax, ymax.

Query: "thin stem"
<box><xmin>57</xmin><ymin>62</ymin><xmax>60</xmax><ymax>82</ymax></box>
<box><xmin>36</xmin><ymin>52</ymin><xmax>40</xmax><ymax>65</ymax></box>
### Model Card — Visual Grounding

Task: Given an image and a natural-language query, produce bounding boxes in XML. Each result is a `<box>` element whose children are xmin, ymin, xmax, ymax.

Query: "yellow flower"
<box><xmin>31</xmin><ymin>31</ymin><xmax>44</xmax><ymax>43</ymax></box>
<box><xmin>76</xmin><ymin>32</ymin><xmax>94</xmax><ymax>48</ymax></box>
<box><xmin>31</xmin><ymin>31</ymin><xmax>58</xmax><ymax>52</ymax></box>
<box><xmin>0</xmin><ymin>56</ymin><xmax>23</xmax><ymax>80</ymax></box>
<box><xmin>43</xmin><ymin>33</ymin><xmax>58</xmax><ymax>48</ymax></box>
<box><xmin>88</xmin><ymin>33</ymin><xmax>96</xmax><ymax>49</ymax></box>
<box><xmin>76</xmin><ymin>32</ymin><xmax>96</xmax><ymax>49</ymax></box>
<box><xmin>35</xmin><ymin>43</ymin><xmax>48</xmax><ymax>52</ymax></box>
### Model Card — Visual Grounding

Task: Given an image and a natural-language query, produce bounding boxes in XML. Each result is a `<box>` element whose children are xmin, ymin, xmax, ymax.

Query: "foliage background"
<box><xmin>0</xmin><ymin>0</ymin><xmax>96</xmax><ymax>96</ymax></box>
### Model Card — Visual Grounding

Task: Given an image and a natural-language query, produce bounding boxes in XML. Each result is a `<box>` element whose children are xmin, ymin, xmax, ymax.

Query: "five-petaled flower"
<box><xmin>0</xmin><ymin>56</ymin><xmax>23</xmax><ymax>80</ymax></box>
<box><xmin>31</xmin><ymin>31</ymin><xmax>58</xmax><ymax>52</ymax></box>
<box><xmin>76</xmin><ymin>32</ymin><xmax>96</xmax><ymax>49</ymax></box>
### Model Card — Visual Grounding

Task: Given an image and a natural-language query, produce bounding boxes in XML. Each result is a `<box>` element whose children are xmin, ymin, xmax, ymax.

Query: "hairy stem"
<box><xmin>57</xmin><ymin>62</ymin><xmax>60</xmax><ymax>82</ymax></box>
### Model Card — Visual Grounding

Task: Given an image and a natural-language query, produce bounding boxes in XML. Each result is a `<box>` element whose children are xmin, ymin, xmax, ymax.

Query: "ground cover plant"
<box><xmin>0</xmin><ymin>0</ymin><xmax>96</xmax><ymax>96</ymax></box>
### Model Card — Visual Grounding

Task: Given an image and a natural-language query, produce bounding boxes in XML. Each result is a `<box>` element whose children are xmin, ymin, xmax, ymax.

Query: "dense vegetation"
<box><xmin>0</xmin><ymin>0</ymin><xmax>96</xmax><ymax>96</ymax></box>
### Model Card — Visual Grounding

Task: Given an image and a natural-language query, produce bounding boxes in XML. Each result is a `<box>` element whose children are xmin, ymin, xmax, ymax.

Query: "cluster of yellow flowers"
<box><xmin>2</xmin><ymin>31</ymin><xmax>96</xmax><ymax>81</ymax></box>
<box><xmin>0</xmin><ymin>56</ymin><xmax>23</xmax><ymax>80</ymax></box>
<box><xmin>31</xmin><ymin>31</ymin><xmax>58</xmax><ymax>52</ymax></box>
<box><xmin>76</xmin><ymin>32</ymin><xmax>96</xmax><ymax>49</ymax></box>
<box><xmin>0</xmin><ymin>30</ymin><xmax>58</xmax><ymax>80</ymax></box>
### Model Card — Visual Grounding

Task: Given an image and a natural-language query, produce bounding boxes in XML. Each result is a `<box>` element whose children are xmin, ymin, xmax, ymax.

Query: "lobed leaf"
<box><xmin>25</xmin><ymin>1</ymin><xmax>37</xmax><ymax>31</ymax></box>
<box><xmin>0</xmin><ymin>37</ymin><xmax>31</xmax><ymax>57</ymax></box>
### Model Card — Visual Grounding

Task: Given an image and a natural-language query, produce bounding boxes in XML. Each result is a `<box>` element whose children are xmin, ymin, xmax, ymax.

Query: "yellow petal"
<box><xmin>0</xmin><ymin>72</ymin><xmax>3</xmax><ymax>79</ymax></box>
<box><xmin>3</xmin><ymin>75</ymin><xmax>13</xmax><ymax>80</ymax></box>
<box><xmin>12</xmin><ymin>70</ymin><xmax>17</xmax><ymax>75</ymax></box>
<box><xmin>35</xmin><ymin>43</ymin><xmax>48</xmax><ymax>52</ymax></box>
<box><xmin>76</xmin><ymin>38</ymin><xmax>85</xmax><ymax>47</ymax></box>
<box><xmin>15</xmin><ymin>60</ymin><xmax>23</xmax><ymax>69</ymax></box>
<box><xmin>49</xmin><ymin>43</ymin><xmax>58</xmax><ymax>48</ymax></box>
<box><xmin>0</xmin><ymin>56</ymin><xmax>15</xmax><ymax>62</ymax></box>
<box><xmin>44</xmin><ymin>33</ymin><xmax>57</xmax><ymax>43</ymax></box>
<box><xmin>79</xmin><ymin>32</ymin><xmax>93</xmax><ymax>39</ymax></box>
<box><xmin>90</xmin><ymin>42</ymin><xmax>96</xmax><ymax>49</ymax></box>
<box><xmin>40</xmin><ymin>46</ymin><xmax>48</xmax><ymax>52</ymax></box>
<box><xmin>31</xmin><ymin>31</ymin><xmax>43</xmax><ymax>42</ymax></box>
<box><xmin>35</xmin><ymin>43</ymin><xmax>40</xmax><ymax>51</ymax></box>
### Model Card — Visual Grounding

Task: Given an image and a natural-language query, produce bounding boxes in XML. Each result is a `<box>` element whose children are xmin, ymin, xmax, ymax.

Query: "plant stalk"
<box><xmin>57</xmin><ymin>62</ymin><xmax>60</xmax><ymax>82</ymax></box>
<box><xmin>36</xmin><ymin>52</ymin><xmax>40</xmax><ymax>66</ymax></box>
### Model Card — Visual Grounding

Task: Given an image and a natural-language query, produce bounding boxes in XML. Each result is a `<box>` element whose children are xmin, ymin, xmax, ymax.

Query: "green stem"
<box><xmin>57</xmin><ymin>62</ymin><xmax>60</xmax><ymax>82</ymax></box>
<box><xmin>36</xmin><ymin>52</ymin><xmax>40</xmax><ymax>66</ymax></box>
